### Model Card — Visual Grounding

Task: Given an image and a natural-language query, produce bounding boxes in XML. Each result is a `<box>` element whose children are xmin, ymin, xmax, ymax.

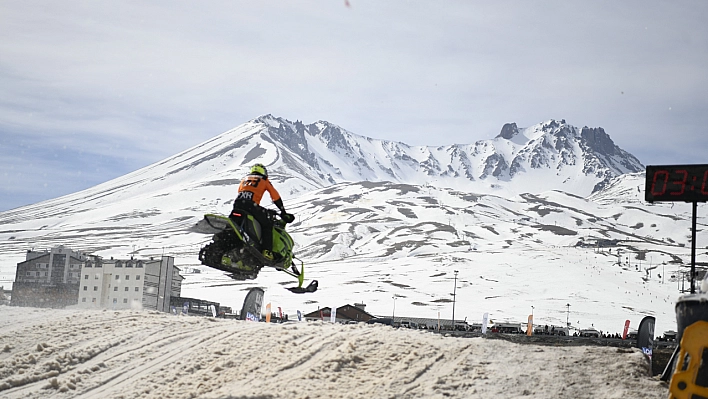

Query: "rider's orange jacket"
<box><xmin>236</xmin><ymin>174</ymin><xmax>281</xmax><ymax>205</ymax></box>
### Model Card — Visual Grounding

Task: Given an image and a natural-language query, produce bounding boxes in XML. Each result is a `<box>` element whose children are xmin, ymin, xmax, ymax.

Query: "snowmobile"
<box><xmin>191</xmin><ymin>208</ymin><xmax>318</xmax><ymax>294</ymax></box>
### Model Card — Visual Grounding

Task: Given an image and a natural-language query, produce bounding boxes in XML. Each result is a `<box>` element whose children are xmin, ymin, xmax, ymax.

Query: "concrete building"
<box><xmin>11</xmin><ymin>246</ymin><xmax>93</xmax><ymax>308</ymax></box>
<box><xmin>77</xmin><ymin>256</ymin><xmax>182</xmax><ymax>312</ymax></box>
<box><xmin>10</xmin><ymin>245</ymin><xmax>184</xmax><ymax>312</ymax></box>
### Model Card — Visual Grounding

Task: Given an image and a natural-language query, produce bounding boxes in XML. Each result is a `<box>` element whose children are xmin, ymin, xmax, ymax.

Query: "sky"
<box><xmin>1</xmin><ymin>0</ymin><xmax>707</xmax><ymax>211</ymax></box>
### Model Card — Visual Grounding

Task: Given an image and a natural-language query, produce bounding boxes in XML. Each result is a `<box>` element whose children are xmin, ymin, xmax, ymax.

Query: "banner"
<box><xmin>527</xmin><ymin>315</ymin><xmax>533</xmax><ymax>336</ymax></box>
<box><xmin>297</xmin><ymin>310</ymin><xmax>302</xmax><ymax>321</ymax></box>
<box><xmin>622</xmin><ymin>320</ymin><xmax>631</xmax><ymax>339</ymax></box>
<box><xmin>240</xmin><ymin>287</ymin><xmax>265</xmax><ymax>321</ymax></box>
<box><xmin>330</xmin><ymin>306</ymin><xmax>337</xmax><ymax>323</ymax></box>
<box><xmin>278</xmin><ymin>306</ymin><xmax>283</xmax><ymax>320</ymax></box>
<box><xmin>266</xmin><ymin>303</ymin><xmax>272</xmax><ymax>323</ymax></box>
<box><xmin>637</xmin><ymin>316</ymin><xmax>656</xmax><ymax>374</ymax></box>
<box><xmin>482</xmin><ymin>313</ymin><xmax>489</xmax><ymax>334</ymax></box>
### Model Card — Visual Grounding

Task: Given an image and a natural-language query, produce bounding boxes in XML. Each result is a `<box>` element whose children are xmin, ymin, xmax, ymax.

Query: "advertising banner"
<box><xmin>637</xmin><ymin>316</ymin><xmax>656</xmax><ymax>364</ymax></box>
<box><xmin>266</xmin><ymin>303</ymin><xmax>272</xmax><ymax>323</ymax></box>
<box><xmin>240</xmin><ymin>287</ymin><xmax>264</xmax><ymax>321</ymax></box>
<box><xmin>482</xmin><ymin>313</ymin><xmax>489</xmax><ymax>334</ymax></box>
<box><xmin>622</xmin><ymin>320</ymin><xmax>631</xmax><ymax>339</ymax></box>
<box><xmin>527</xmin><ymin>315</ymin><xmax>533</xmax><ymax>336</ymax></box>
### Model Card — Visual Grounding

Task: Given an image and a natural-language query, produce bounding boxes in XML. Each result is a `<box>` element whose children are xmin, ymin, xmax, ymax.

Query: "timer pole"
<box><xmin>690</xmin><ymin>201</ymin><xmax>697</xmax><ymax>294</ymax></box>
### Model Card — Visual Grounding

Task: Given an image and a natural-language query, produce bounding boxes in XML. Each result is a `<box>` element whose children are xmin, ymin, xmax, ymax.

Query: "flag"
<box><xmin>527</xmin><ymin>315</ymin><xmax>534</xmax><ymax>336</ymax></box>
<box><xmin>637</xmin><ymin>316</ymin><xmax>656</xmax><ymax>375</ymax></box>
<box><xmin>622</xmin><ymin>320</ymin><xmax>630</xmax><ymax>339</ymax></box>
<box><xmin>240</xmin><ymin>288</ymin><xmax>264</xmax><ymax>321</ymax></box>
<box><xmin>297</xmin><ymin>310</ymin><xmax>302</xmax><ymax>321</ymax></box>
<box><xmin>482</xmin><ymin>313</ymin><xmax>489</xmax><ymax>334</ymax></box>
<box><xmin>266</xmin><ymin>303</ymin><xmax>272</xmax><ymax>323</ymax></box>
<box><xmin>330</xmin><ymin>306</ymin><xmax>337</xmax><ymax>323</ymax></box>
<box><xmin>278</xmin><ymin>306</ymin><xmax>283</xmax><ymax>319</ymax></box>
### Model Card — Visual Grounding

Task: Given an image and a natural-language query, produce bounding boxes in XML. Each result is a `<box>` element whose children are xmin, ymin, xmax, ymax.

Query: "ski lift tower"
<box><xmin>645</xmin><ymin>165</ymin><xmax>708</xmax><ymax>293</ymax></box>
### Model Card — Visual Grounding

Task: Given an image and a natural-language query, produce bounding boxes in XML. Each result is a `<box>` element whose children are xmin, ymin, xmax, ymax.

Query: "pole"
<box><xmin>392</xmin><ymin>295</ymin><xmax>396</xmax><ymax>322</ymax></box>
<box><xmin>691</xmin><ymin>201</ymin><xmax>697</xmax><ymax>294</ymax></box>
<box><xmin>452</xmin><ymin>270</ymin><xmax>459</xmax><ymax>327</ymax></box>
<box><xmin>566</xmin><ymin>303</ymin><xmax>570</xmax><ymax>328</ymax></box>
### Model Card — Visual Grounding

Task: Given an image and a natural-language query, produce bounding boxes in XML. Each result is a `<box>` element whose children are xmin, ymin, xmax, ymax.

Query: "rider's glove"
<box><xmin>281</xmin><ymin>212</ymin><xmax>295</xmax><ymax>224</ymax></box>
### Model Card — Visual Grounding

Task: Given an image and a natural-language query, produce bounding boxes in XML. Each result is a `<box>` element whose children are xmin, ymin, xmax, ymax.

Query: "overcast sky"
<box><xmin>1</xmin><ymin>1</ymin><xmax>707</xmax><ymax>211</ymax></box>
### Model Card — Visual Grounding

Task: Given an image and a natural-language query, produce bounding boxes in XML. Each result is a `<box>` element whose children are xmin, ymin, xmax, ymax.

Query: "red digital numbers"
<box><xmin>671</xmin><ymin>169</ymin><xmax>688</xmax><ymax>196</ymax></box>
<box><xmin>650</xmin><ymin>170</ymin><xmax>669</xmax><ymax>196</ymax></box>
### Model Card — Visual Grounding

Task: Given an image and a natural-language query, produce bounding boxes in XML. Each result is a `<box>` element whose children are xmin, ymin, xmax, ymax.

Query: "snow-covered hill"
<box><xmin>0</xmin><ymin>115</ymin><xmax>697</xmax><ymax>335</ymax></box>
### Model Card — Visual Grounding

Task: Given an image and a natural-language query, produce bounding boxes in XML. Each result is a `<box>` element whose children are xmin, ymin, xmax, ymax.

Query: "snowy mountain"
<box><xmin>0</xmin><ymin>115</ymin><xmax>695</xmax><ymax>335</ymax></box>
<box><xmin>248</xmin><ymin>115</ymin><xmax>643</xmax><ymax>197</ymax></box>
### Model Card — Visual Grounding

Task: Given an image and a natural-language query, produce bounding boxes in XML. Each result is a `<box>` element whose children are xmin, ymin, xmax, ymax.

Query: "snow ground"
<box><xmin>0</xmin><ymin>306</ymin><xmax>668</xmax><ymax>399</ymax></box>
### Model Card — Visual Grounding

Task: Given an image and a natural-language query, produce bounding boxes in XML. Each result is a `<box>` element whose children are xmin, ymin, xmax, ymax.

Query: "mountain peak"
<box><xmin>496</xmin><ymin>123</ymin><xmax>519</xmax><ymax>140</ymax></box>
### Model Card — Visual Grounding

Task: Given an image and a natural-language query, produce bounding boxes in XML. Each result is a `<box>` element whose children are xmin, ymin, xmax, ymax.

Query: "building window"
<box><xmin>115</xmin><ymin>261</ymin><xmax>122</xmax><ymax>268</ymax></box>
<box><xmin>36</xmin><ymin>271</ymin><xmax>40</xmax><ymax>276</ymax></box>
<box><xmin>45</xmin><ymin>272</ymin><xmax>49</xmax><ymax>277</ymax></box>
<box><xmin>82</xmin><ymin>298</ymin><xmax>86</xmax><ymax>302</ymax></box>
<box><xmin>83</xmin><ymin>286</ymin><xmax>87</xmax><ymax>291</ymax></box>
<box><xmin>114</xmin><ymin>287</ymin><xmax>118</xmax><ymax>292</ymax></box>
<box><xmin>94</xmin><ymin>286</ymin><xmax>98</xmax><ymax>291</ymax></box>
<box><xmin>123</xmin><ymin>298</ymin><xmax>128</xmax><ymax>303</ymax></box>
<box><xmin>95</xmin><ymin>275</ymin><xmax>99</xmax><ymax>279</ymax></box>
<box><xmin>92</xmin><ymin>298</ymin><xmax>96</xmax><ymax>303</ymax></box>
<box><xmin>26</xmin><ymin>271</ymin><xmax>32</xmax><ymax>276</ymax></box>
<box><xmin>136</xmin><ymin>261</ymin><xmax>143</xmax><ymax>268</ymax></box>
<box><xmin>84</xmin><ymin>275</ymin><xmax>89</xmax><ymax>280</ymax></box>
<box><xmin>125</xmin><ymin>275</ymin><xmax>129</xmax><ymax>280</ymax></box>
<box><xmin>135</xmin><ymin>287</ymin><xmax>139</xmax><ymax>292</ymax></box>
<box><xmin>113</xmin><ymin>298</ymin><xmax>117</xmax><ymax>304</ymax></box>
<box><xmin>115</xmin><ymin>275</ymin><xmax>119</xmax><ymax>280</ymax></box>
<box><xmin>136</xmin><ymin>275</ymin><xmax>141</xmax><ymax>280</ymax></box>
<box><xmin>125</xmin><ymin>287</ymin><xmax>129</xmax><ymax>292</ymax></box>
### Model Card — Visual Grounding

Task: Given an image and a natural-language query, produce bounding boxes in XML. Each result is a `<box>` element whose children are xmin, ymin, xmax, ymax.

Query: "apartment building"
<box><xmin>77</xmin><ymin>256</ymin><xmax>182</xmax><ymax>312</ymax></box>
<box><xmin>11</xmin><ymin>246</ymin><xmax>92</xmax><ymax>308</ymax></box>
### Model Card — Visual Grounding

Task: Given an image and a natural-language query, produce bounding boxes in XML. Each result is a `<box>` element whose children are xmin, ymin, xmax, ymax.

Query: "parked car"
<box><xmin>579</xmin><ymin>328</ymin><xmax>601</xmax><ymax>338</ymax></box>
<box><xmin>367</xmin><ymin>318</ymin><xmax>393</xmax><ymax>326</ymax></box>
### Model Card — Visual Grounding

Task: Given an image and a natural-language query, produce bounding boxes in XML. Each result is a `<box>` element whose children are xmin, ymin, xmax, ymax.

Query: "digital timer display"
<box><xmin>645</xmin><ymin>164</ymin><xmax>708</xmax><ymax>203</ymax></box>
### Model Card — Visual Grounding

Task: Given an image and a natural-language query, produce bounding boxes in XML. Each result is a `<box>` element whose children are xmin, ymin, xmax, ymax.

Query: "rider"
<box><xmin>233</xmin><ymin>163</ymin><xmax>288</xmax><ymax>260</ymax></box>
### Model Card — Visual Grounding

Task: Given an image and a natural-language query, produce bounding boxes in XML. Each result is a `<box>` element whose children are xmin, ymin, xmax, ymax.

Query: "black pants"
<box><xmin>232</xmin><ymin>199</ymin><xmax>273</xmax><ymax>251</ymax></box>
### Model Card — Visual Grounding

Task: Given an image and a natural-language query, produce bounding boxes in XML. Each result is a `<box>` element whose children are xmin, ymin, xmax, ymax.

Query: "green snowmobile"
<box><xmin>192</xmin><ymin>209</ymin><xmax>317</xmax><ymax>294</ymax></box>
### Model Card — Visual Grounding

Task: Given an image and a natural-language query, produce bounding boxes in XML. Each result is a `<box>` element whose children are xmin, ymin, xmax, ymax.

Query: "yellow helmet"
<box><xmin>250</xmin><ymin>163</ymin><xmax>267</xmax><ymax>177</ymax></box>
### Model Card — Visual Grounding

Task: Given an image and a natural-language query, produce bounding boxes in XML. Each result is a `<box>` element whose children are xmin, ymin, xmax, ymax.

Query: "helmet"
<box><xmin>250</xmin><ymin>163</ymin><xmax>267</xmax><ymax>177</ymax></box>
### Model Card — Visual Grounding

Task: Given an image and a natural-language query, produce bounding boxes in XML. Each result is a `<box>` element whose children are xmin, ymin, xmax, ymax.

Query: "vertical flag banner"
<box><xmin>622</xmin><ymin>320</ymin><xmax>631</xmax><ymax>339</ymax></box>
<box><xmin>330</xmin><ymin>306</ymin><xmax>337</xmax><ymax>323</ymax></box>
<box><xmin>637</xmin><ymin>316</ymin><xmax>656</xmax><ymax>375</ymax></box>
<box><xmin>266</xmin><ymin>303</ymin><xmax>272</xmax><ymax>323</ymax></box>
<box><xmin>527</xmin><ymin>315</ymin><xmax>534</xmax><ymax>336</ymax></box>
<box><xmin>278</xmin><ymin>306</ymin><xmax>283</xmax><ymax>320</ymax></box>
<box><xmin>240</xmin><ymin>287</ymin><xmax>264</xmax><ymax>322</ymax></box>
<box><xmin>482</xmin><ymin>313</ymin><xmax>489</xmax><ymax>335</ymax></box>
<box><xmin>297</xmin><ymin>310</ymin><xmax>302</xmax><ymax>321</ymax></box>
